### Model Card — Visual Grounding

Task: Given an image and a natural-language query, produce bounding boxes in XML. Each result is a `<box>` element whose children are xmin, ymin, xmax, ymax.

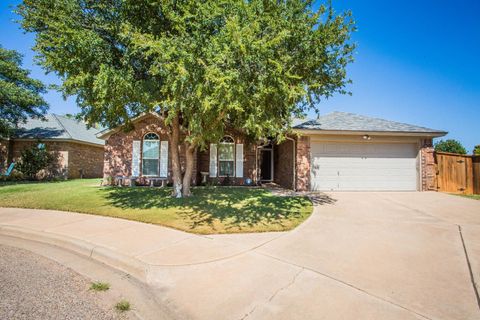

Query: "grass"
<box><xmin>90</xmin><ymin>281</ymin><xmax>110</xmax><ymax>291</ymax></box>
<box><xmin>458</xmin><ymin>194</ymin><xmax>480</xmax><ymax>200</ymax></box>
<box><xmin>0</xmin><ymin>179</ymin><xmax>312</xmax><ymax>234</ymax></box>
<box><xmin>115</xmin><ymin>300</ymin><xmax>131</xmax><ymax>312</ymax></box>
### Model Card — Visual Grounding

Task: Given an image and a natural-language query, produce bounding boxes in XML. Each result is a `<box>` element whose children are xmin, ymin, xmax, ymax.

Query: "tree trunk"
<box><xmin>182</xmin><ymin>143</ymin><xmax>197</xmax><ymax>197</ymax></box>
<box><xmin>169</xmin><ymin>115</ymin><xmax>183</xmax><ymax>198</ymax></box>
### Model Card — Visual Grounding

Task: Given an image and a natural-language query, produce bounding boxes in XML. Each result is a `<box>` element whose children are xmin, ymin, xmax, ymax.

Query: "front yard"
<box><xmin>0</xmin><ymin>179</ymin><xmax>312</xmax><ymax>234</ymax></box>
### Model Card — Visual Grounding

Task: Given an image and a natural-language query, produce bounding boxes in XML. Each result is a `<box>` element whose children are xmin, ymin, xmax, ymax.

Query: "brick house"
<box><xmin>0</xmin><ymin>114</ymin><xmax>104</xmax><ymax>179</ymax></box>
<box><xmin>98</xmin><ymin>112</ymin><xmax>446</xmax><ymax>191</ymax></box>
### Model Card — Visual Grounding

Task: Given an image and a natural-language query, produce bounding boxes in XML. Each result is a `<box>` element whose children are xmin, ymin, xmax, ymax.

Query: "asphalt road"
<box><xmin>0</xmin><ymin>245</ymin><xmax>121</xmax><ymax>320</ymax></box>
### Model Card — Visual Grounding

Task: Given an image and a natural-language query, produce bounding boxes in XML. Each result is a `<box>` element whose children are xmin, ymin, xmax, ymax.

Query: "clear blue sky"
<box><xmin>1</xmin><ymin>1</ymin><xmax>479</xmax><ymax>152</ymax></box>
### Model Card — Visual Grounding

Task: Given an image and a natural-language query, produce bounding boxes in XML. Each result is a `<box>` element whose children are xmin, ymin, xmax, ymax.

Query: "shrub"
<box><xmin>16</xmin><ymin>143</ymin><xmax>60</xmax><ymax>180</ymax></box>
<box><xmin>115</xmin><ymin>300</ymin><xmax>131</xmax><ymax>312</ymax></box>
<box><xmin>434</xmin><ymin>139</ymin><xmax>467</xmax><ymax>155</ymax></box>
<box><xmin>90</xmin><ymin>281</ymin><xmax>110</xmax><ymax>291</ymax></box>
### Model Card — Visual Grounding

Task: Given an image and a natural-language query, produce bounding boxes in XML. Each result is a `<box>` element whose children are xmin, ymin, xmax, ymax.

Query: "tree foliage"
<box><xmin>473</xmin><ymin>145</ymin><xmax>480</xmax><ymax>155</ymax></box>
<box><xmin>18</xmin><ymin>0</ymin><xmax>355</xmax><ymax>196</ymax></box>
<box><xmin>0</xmin><ymin>46</ymin><xmax>48</xmax><ymax>138</ymax></box>
<box><xmin>434</xmin><ymin>139</ymin><xmax>467</xmax><ymax>155</ymax></box>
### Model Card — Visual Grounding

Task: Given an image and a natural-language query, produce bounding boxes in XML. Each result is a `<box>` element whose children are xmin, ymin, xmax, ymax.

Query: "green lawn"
<box><xmin>0</xmin><ymin>179</ymin><xmax>312</xmax><ymax>234</ymax></box>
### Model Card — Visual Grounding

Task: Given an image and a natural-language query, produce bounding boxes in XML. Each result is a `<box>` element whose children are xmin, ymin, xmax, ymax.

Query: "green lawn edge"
<box><xmin>0</xmin><ymin>179</ymin><xmax>313</xmax><ymax>235</ymax></box>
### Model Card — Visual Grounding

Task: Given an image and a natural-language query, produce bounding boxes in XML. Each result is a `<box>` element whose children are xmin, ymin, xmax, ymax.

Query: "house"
<box><xmin>0</xmin><ymin>114</ymin><xmax>105</xmax><ymax>179</ymax></box>
<box><xmin>97</xmin><ymin>112</ymin><xmax>446</xmax><ymax>191</ymax></box>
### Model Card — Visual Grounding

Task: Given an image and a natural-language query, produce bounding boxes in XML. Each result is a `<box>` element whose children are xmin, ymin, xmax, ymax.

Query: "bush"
<box><xmin>16</xmin><ymin>143</ymin><xmax>60</xmax><ymax>180</ymax></box>
<box><xmin>115</xmin><ymin>300</ymin><xmax>131</xmax><ymax>312</ymax></box>
<box><xmin>474</xmin><ymin>145</ymin><xmax>480</xmax><ymax>155</ymax></box>
<box><xmin>434</xmin><ymin>139</ymin><xmax>467</xmax><ymax>155</ymax></box>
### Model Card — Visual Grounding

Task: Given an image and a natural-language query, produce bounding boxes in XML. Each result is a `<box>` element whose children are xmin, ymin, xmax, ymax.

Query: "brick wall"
<box><xmin>104</xmin><ymin>115</ymin><xmax>197</xmax><ymax>185</ymax></box>
<box><xmin>67</xmin><ymin>143</ymin><xmax>104</xmax><ymax>178</ymax></box>
<box><xmin>197</xmin><ymin>135</ymin><xmax>257</xmax><ymax>185</ymax></box>
<box><xmin>2</xmin><ymin>139</ymin><xmax>103</xmax><ymax>178</ymax></box>
<box><xmin>420</xmin><ymin>138</ymin><xmax>436</xmax><ymax>191</ymax></box>
<box><xmin>295</xmin><ymin>135</ymin><xmax>311</xmax><ymax>191</ymax></box>
<box><xmin>274</xmin><ymin>139</ymin><xmax>294</xmax><ymax>189</ymax></box>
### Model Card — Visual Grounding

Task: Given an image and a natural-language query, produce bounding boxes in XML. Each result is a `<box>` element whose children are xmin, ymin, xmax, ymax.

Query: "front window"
<box><xmin>142</xmin><ymin>133</ymin><xmax>159</xmax><ymax>176</ymax></box>
<box><xmin>218</xmin><ymin>136</ymin><xmax>235</xmax><ymax>176</ymax></box>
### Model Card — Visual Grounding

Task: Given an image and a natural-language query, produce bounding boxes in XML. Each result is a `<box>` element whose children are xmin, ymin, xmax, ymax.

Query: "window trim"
<box><xmin>142</xmin><ymin>132</ymin><xmax>160</xmax><ymax>177</ymax></box>
<box><xmin>218</xmin><ymin>135</ymin><xmax>235</xmax><ymax>177</ymax></box>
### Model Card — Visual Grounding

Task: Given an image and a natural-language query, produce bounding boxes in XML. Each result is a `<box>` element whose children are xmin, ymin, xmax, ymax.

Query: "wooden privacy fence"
<box><xmin>435</xmin><ymin>152</ymin><xmax>480</xmax><ymax>195</ymax></box>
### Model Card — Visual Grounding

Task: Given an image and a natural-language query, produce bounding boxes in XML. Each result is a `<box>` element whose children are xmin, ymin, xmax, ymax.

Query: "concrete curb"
<box><xmin>0</xmin><ymin>225</ymin><xmax>149</xmax><ymax>283</ymax></box>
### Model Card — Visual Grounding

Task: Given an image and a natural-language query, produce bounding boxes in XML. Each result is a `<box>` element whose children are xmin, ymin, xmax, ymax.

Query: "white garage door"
<box><xmin>310</xmin><ymin>142</ymin><xmax>418</xmax><ymax>191</ymax></box>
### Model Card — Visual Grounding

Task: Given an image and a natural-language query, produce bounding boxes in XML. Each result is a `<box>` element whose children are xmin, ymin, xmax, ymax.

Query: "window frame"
<box><xmin>217</xmin><ymin>135</ymin><xmax>235</xmax><ymax>177</ymax></box>
<box><xmin>142</xmin><ymin>132</ymin><xmax>160</xmax><ymax>177</ymax></box>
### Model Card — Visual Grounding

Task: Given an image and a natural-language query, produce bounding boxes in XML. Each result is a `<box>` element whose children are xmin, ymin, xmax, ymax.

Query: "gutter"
<box><xmin>9</xmin><ymin>138</ymin><xmax>104</xmax><ymax>148</ymax></box>
<box><xmin>293</xmin><ymin>128</ymin><xmax>448</xmax><ymax>138</ymax></box>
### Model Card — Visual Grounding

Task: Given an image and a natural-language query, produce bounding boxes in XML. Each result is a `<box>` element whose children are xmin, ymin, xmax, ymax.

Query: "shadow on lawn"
<box><xmin>102</xmin><ymin>187</ymin><xmax>317</xmax><ymax>231</ymax></box>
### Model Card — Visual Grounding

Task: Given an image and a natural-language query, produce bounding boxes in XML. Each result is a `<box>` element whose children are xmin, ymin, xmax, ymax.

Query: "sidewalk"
<box><xmin>0</xmin><ymin>207</ymin><xmax>291</xmax><ymax>320</ymax></box>
<box><xmin>0</xmin><ymin>207</ymin><xmax>282</xmax><ymax>272</ymax></box>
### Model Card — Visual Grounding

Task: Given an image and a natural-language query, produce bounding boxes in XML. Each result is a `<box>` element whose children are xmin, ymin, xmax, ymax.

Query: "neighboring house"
<box><xmin>0</xmin><ymin>114</ymin><xmax>105</xmax><ymax>179</ymax></box>
<box><xmin>98</xmin><ymin>112</ymin><xmax>446</xmax><ymax>191</ymax></box>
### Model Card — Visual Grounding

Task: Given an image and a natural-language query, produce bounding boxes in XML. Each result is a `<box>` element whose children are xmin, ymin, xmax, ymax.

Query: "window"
<box><xmin>142</xmin><ymin>133</ymin><xmax>159</xmax><ymax>176</ymax></box>
<box><xmin>218</xmin><ymin>136</ymin><xmax>235</xmax><ymax>176</ymax></box>
<box><xmin>37</xmin><ymin>143</ymin><xmax>46</xmax><ymax>150</ymax></box>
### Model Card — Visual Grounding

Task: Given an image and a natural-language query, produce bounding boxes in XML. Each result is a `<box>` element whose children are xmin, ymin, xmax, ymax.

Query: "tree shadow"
<box><xmin>308</xmin><ymin>194</ymin><xmax>337</xmax><ymax>206</ymax></box>
<box><xmin>101</xmin><ymin>186</ymin><xmax>314</xmax><ymax>232</ymax></box>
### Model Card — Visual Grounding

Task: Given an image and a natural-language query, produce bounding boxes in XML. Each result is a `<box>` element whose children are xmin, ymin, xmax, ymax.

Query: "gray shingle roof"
<box><xmin>293</xmin><ymin>112</ymin><xmax>446</xmax><ymax>134</ymax></box>
<box><xmin>14</xmin><ymin>114</ymin><xmax>104</xmax><ymax>146</ymax></box>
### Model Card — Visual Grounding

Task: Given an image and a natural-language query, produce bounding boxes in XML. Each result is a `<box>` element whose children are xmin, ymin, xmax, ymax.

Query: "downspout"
<box><xmin>286</xmin><ymin>136</ymin><xmax>296</xmax><ymax>191</ymax></box>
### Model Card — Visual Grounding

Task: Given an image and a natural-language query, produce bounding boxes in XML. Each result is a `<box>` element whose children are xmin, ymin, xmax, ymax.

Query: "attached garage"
<box><xmin>292</xmin><ymin>112</ymin><xmax>447</xmax><ymax>192</ymax></box>
<box><xmin>310</xmin><ymin>141</ymin><xmax>419</xmax><ymax>191</ymax></box>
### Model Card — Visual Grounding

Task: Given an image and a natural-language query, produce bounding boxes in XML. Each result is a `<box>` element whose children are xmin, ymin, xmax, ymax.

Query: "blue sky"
<box><xmin>1</xmin><ymin>1</ymin><xmax>479</xmax><ymax>152</ymax></box>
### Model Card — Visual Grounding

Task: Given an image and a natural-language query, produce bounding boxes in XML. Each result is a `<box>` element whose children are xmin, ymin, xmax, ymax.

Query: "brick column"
<box><xmin>420</xmin><ymin>138</ymin><xmax>436</xmax><ymax>191</ymax></box>
<box><xmin>295</xmin><ymin>136</ymin><xmax>311</xmax><ymax>191</ymax></box>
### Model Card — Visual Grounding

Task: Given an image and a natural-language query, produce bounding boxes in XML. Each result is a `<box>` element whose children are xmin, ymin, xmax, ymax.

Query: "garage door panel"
<box><xmin>310</xmin><ymin>142</ymin><xmax>418</xmax><ymax>191</ymax></box>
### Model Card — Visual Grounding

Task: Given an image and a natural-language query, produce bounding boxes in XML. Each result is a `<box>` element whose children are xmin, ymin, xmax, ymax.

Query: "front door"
<box><xmin>260</xmin><ymin>149</ymin><xmax>273</xmax><ymax>181</ymax></box>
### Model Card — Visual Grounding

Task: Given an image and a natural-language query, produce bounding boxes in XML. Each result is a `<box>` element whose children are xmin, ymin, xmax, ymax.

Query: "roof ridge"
<box><xmin>51</xmin><ymin>114</ymin><xmax>73</xmax><ymax>139</ymax></box>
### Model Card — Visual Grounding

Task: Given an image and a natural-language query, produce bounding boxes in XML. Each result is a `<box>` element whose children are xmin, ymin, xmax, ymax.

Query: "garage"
<box><xmin>310</xmin><ymin>142</ymin><xmax>419</xmax><ymax>191</ymax></box>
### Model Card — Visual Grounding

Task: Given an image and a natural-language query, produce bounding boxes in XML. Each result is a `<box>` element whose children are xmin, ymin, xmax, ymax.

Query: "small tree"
<box><xmin>434</xmin><ymin>139</ymin><xmax>467</xmax><ymax>155</ymax></box>
<box><xmin>0</xmin><ymin>46</ymin><xmax>48</xmax><ymax>138</ymax></box>
<box><xmin>16</xmin><ymin>144</ymin><xmax>58</xmax><ymax>180</ymax></box>
<box><xmin>473</xmin><ymin>145</ymin><xmax>480</xmax><ymax>155</ymax></box>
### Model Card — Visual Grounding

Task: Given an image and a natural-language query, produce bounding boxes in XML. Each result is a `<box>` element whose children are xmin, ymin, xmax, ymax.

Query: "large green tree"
<box><xmin>0</xmin><ymin>46</ymin><xmax>48</xmax><ymax>138</ymax></box>
<box><xmin>434</xmin><ymin>139</ymin><xmax>467</xmax><ymax>155</ymax></box>
<box><xmin>18</xmin><ymin>0</ymin><xmax>355</xmax><ymax>197</ymax></box>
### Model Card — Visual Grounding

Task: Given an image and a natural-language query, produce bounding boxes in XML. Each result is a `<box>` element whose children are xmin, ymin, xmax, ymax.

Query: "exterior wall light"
<box><xmin>363</xmin><ymin>135</ymin><xmax>371</xmax><ymax>140</ymax></box>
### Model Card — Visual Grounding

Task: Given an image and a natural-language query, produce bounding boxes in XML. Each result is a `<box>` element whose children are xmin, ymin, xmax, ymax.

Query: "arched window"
<box><xmin>218</xmin><ymin>136</ymin><xmax>235</xmax><ymax>177</ymax></box>
<box><xmin>142</xmin><ymin>133</ymin><xmax>159</xmax><ymax>176</ymax></box>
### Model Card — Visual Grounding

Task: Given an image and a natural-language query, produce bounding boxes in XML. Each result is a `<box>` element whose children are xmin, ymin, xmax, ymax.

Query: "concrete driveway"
<box><xmin>1</xmin><ymin>192</ymin><xmax>479</xmax><ymax>320</ymax></box>
<box><xmin>158</xmin><ymin>192</ymin><xmax>480</xmax><ymax>320</ymax></box>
